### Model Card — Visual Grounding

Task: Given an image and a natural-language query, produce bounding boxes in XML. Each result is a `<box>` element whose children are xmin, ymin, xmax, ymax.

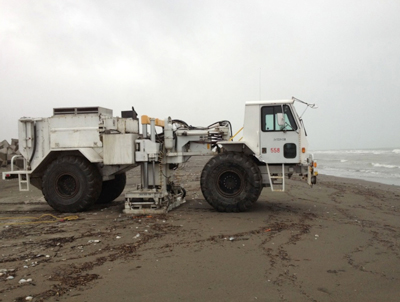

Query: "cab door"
<box><xmin>259</xmin><ymin>105</ymin><xmax>300</xmax><ymax>164</ymax></box>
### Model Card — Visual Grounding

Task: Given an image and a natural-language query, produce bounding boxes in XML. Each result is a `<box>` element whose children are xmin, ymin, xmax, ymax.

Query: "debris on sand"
<box><xmin>0</xmin><ymin>139</ymin><xmax>20</xmax><ymax>168</ymax></box>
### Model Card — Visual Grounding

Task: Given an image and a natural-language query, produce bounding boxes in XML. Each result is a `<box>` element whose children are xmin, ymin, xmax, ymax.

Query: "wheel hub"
<box><xmin>56</xmin><ymin>174</ymin><xmax>79</xmax><ymax>198</ymax></box>
<box><xmin>217</xmin><ymin>170</ymin><xmax>244</xmax><ymax>197</ymax></box>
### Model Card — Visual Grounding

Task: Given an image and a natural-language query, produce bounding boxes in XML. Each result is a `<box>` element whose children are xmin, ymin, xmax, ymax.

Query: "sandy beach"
<box><xmin>1</xmin><ymin>157</ymin><xmax>400</xmax><ymax>302</ymax></box>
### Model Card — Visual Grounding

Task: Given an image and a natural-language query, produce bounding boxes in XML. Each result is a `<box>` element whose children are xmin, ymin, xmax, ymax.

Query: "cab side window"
<box><xmin>261</xmin><ymin>105</ymin><xmax>298</xmax><ymax>132</ymax></box>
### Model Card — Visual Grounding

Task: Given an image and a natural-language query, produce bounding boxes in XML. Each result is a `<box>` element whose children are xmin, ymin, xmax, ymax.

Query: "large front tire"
<box><xmin>42</xmin><ymin>156</ymin><xmax>102</xmax><ymax>213</ymax></box>
<box><xmin>200</xmin><ymin>152</ymin><xmax>262</xmax><ymax>212</ymax></box>
<box><xmin>96</xmin><ymin>173</ymin><xmax>127</xmax><ymax>204</ymax></box>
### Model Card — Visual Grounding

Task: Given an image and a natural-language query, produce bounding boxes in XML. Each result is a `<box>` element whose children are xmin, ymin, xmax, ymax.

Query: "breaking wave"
<box><xmin>315</xmin><ymin>148</ymin><xmax>400</xmax><ymax>186</ymax></box>
<box><xmin>372</xmin><ymin>163</ymin><xmax>399</xmax><ymax>169</ymax></box>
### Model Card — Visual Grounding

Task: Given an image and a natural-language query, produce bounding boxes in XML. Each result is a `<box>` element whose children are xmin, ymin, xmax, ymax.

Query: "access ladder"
<box><xmin>266</xmin><ymin>164</ymin><xmax>285</xmax><ymax>192</ymax></box>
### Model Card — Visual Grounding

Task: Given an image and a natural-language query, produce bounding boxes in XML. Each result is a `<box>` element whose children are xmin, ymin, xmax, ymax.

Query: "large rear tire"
<box><xmin>96</xmin><ymin>173</ymin><xmax>127</xmax><ymax>204</ymax></box>
<box><xmin>200</xmin><ymin>152</ymin><xmax>262</xmax><ymax>212</ymax></box>
<box><xmin>42</xmin><ymin>156</ymin><xmax>102</xmax><ymax>213</ymax></box>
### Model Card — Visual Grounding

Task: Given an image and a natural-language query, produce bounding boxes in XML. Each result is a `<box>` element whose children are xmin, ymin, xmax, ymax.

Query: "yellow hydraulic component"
<box><xmin>141</xmin><ymin>115</ymin><xmax>149</xmax><ymax>125</ymax></box>
<box><xmin>229</xmin><ymin>127</ymin><xmax>244</xmax><ymax>141</ymax></box>
<box><xmin>155</xmin><ymin>119</ymin><xmax>165</xmax><ymax>127</ymax></box>
<box><xmin>141</xmin><ymin>115</ymin><xmax>165</xmax><ymax>127</ymax></box>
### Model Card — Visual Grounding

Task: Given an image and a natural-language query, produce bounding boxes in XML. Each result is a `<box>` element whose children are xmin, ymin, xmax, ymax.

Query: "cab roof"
<box><xmin>245</xmin><ymin>99</ymin><xmax>294</xmax><ymax>106</ymax></box>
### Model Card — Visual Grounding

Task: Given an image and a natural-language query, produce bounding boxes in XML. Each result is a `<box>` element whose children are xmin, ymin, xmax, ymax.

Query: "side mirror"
<box><xmin>277</xmin><ymin>113</ymin><xmax>285</xmax><ymax>127</ymax></box>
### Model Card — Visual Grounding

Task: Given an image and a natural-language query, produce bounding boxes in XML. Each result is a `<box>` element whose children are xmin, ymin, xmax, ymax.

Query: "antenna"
<box><xmin>259</xmin><ymin>67</ymin><xmax>261</xmax><ymax>100</ymax></box>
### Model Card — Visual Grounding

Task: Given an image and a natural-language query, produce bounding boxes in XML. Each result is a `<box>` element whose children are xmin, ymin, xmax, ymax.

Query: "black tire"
<box><xmin>96</xmin><ymin>173</ymin><xmax>127</xmax><ymax>204</ymax></box>
<box><xmin>200</xmin><ymin>152</ymin><xmax>262</xmax><ymax>212</ymax></box>
<box><xmin>42</xmin><ymin>156</ymin><xmax>102</xmax><ymax>213</ymax></box>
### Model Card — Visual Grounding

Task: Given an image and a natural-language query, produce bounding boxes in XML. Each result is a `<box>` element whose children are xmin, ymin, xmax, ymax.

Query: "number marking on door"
<box><xmin>271</xmin><ymin>148</ymin><xmax>280</xmax><ymax>153</ymax></box>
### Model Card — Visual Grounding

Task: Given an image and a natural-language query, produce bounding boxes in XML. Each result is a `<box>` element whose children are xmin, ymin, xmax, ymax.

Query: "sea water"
<box><xmin>312</xmin><ymin>149</ymin><xmax>400</xmax><ymax>186</ymax></box>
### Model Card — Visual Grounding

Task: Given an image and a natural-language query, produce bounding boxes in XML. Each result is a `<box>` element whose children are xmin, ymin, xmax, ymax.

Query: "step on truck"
<box><xmin>2</xmin><ymin>97</ymin><xmax>318</xmax><ymax>214</ymax></box>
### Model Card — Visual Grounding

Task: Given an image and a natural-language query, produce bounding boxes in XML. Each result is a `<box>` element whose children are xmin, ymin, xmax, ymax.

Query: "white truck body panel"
<box><xmin>242</xmin><ymin>103</ymin><xmax>260</xmax><ymax>156</ymax></box>
<box><xmin>19</xmin><ymin>118</ymin><xmax>50</xmax><ymax>171</ymax></box>
<box><xmin>49</xmin><ymin>115</ymin><xmax>102</xmax><ymax>148</ymax></box>
<box><xmin>17</xmin><ymin>107</ymin><xmax>140</xmax><ymax>175</ymax></box>
<box><xmin>103</xmin><ymin>134</ymin><xmax>138</xmax><ymax>165</ymax></box>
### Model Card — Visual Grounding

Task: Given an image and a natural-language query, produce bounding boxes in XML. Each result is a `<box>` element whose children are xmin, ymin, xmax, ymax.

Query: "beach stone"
<box><xmin>0</xmin><ymin>140</ymin><xmax>10</xmax><ymax>149</ymax></box>
<box><xmin>0</xmin><ymin>140</ymin><xmax>21</xmax><ymax>166</ymax></box>
<box><xmin>19</xmin><ymin>278</ymin><xmax>32</xmax><ymax>284</ymax></box>
<box><xmin>11</xmin><ymin>140</ymin><xmax>19</xmax><ymax>153</ymax></box>
<box><xmin>0</xmin><ymin>147</ymin><xmax>9</xmax><ymax>166</ymax></box>
<box><xmin>14</xmin><ymin>156</ymin><xmax>24</xmax><ymax>168</ymax></box>
<box><xmin>7</xmin><ymin>148</ymin><xmax>15</xmax><ymax>161</ymax></box>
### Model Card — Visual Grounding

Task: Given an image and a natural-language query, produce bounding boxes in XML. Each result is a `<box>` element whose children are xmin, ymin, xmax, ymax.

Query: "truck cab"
<box><xmin>218</xmin><ymin>97</ymin><xmax>317</xmax><ymax>192</ymax></box>
<box><xmin>243</xmin><ymin>99</ymin><xmax>311</xmax><ymax>165</ymax></box>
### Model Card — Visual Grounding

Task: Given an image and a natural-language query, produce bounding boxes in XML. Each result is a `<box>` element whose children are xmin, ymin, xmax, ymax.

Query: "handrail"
<box><xmin>229</xmin><ymin>127</ymin><xmax>243</xmax><ymax>141</ymax></box>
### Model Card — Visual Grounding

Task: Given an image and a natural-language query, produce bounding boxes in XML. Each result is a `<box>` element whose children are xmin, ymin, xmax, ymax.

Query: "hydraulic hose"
<box><xmin>29</xmin><ymin>122</ymin><xmax>37</xmax><ymax>168</ymax></box>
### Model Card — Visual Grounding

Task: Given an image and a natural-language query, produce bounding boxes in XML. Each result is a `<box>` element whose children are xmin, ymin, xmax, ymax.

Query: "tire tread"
<box><xmin>200</xmin><ymin>152</ymin><xmax>262</xmax><ymax>212</ymax></box>
<box><xmin>42</xmin><ymin>156</ymin><xmax>102</xmax><ymax>212</ymax></box>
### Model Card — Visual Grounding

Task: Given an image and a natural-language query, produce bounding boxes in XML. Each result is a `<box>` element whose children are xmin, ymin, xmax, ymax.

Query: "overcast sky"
<box><xmin>1</xmin><ymin>0</ymin><xmax>400</xmax><ymax>150</ymax></box>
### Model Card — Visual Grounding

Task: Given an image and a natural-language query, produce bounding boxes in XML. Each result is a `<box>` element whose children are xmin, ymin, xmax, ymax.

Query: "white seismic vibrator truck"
<box><xmin>2</xmin><ymin>97</ymin><xmax>318</xmax><ymax>214</ymax></box>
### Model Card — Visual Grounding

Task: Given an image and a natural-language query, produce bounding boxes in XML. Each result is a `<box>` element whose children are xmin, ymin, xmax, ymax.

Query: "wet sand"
<box><xmin>1</xmin><ymin>157</ymin><xmax>400</xmax><ymax>302</ymax></box>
